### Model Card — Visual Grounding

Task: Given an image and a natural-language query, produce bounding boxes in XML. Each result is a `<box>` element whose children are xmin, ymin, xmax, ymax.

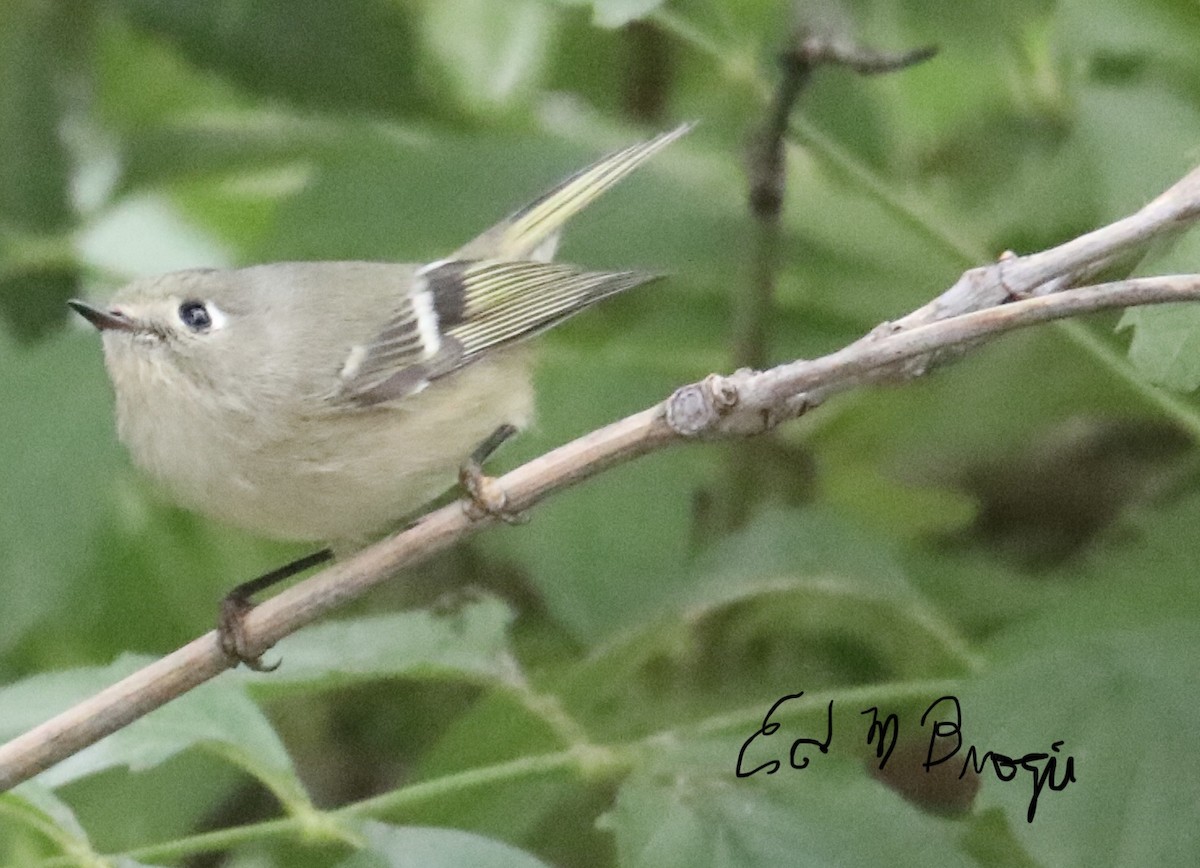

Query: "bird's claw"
<box><xmin>217</xmin><ymin>593</ymin><xmax>280</xmax><ymax>672</ymax></box>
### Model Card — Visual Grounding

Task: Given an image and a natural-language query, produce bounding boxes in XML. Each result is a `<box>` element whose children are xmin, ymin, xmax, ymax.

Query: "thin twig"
<box><xmin>2</xmin><ymin>172</ymin><xmax>1200</xmax><ymax>792</ymax></box>
<box><xmin>727</xmin><ymin>26</ymin><xmax>934</xmax><ymax>526</ymax></box>
<box><xmin>889</xmin><ymin>163</ymin><xmax>1200</xmax><ymax>331</ymax></box>
<box><xmin>740</xmin><ymin>27</ymin><xmax>936</xmax><ymax>369</ymax></box>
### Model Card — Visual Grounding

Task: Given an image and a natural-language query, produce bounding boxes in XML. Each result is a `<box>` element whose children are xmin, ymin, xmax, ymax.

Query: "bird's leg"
<box><xmin>459</xmin><ymin>423</ymin><xmax>527</xmax><ymax>524</ymax></box>
<box><xmin>218</xmin><ymin>547</ymin><xmax>333</xmax><ymax>671</ymax></box>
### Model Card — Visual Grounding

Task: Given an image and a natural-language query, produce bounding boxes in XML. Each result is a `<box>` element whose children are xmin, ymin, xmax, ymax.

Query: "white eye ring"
<box><xmin>177</xmin><ymin>300</ymin><xmax>227</xmax><ymax>332</ymax></box>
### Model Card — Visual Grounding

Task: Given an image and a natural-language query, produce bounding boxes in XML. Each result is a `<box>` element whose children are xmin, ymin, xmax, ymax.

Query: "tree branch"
<box><xmin>2</xmin><ymin>168</ymin><xmax>1200</xmax><ymax>792</ymax></box>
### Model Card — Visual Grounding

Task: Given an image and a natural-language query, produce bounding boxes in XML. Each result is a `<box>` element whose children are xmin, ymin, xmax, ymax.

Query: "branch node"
<box><xmin>996</xmin><ymin>250</ymin><xmax>1031</xmax><ymax>302</ymax></box>
<box><xmin>666</xmin><ymin>374</ymin><xmax>741</xmax><ymax>436</ymax></box>
<box><xmin>713</xmin><ymin>372</ymin><xmax>742</xmax><ymax>409</ymax></box>
<box><xmin>868</xmin><ymin>319</ymin><xmax>900</xmax><ymax>340</ymax></box>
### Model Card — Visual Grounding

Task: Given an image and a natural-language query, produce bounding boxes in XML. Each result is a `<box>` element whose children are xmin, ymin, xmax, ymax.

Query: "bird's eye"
<box><xmin>178</xmin><ymin>300</ymin><xmax>212</xmax><ymax>331</ymax></box>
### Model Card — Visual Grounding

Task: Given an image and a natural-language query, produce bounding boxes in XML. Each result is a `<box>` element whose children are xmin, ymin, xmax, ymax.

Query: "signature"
<box><xmin>736</xmin><ymin>692</ymin><xmax>1076</xmax><ymax>822</ymax></box>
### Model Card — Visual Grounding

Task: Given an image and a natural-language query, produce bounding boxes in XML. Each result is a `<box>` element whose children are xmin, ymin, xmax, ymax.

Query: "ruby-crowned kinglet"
<box><xmin>70</xmin><ymin>125</ymin><xmax>688</xmax><ymax>547</ymax></box>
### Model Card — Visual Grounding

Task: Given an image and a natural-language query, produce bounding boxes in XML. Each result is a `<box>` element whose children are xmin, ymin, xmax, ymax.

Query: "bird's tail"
<box><xmin>453</xmin><ymin>123</ymin><xmax>693</xmax><ymax>262</ymax></box>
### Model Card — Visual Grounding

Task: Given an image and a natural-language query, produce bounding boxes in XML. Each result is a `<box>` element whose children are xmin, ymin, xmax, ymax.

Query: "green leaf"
<box><xmin>688</xmin><ymin>507</ymin><xmax>917</xmax><ymax>603</ymax></box>
<box><xmin>421</xmin><ymin>1</ymin><xmax>555</xmax><ymax>114</ymax></box>
<box><xmin>1039</xmin><ymin>490</ymin><xmax>1200</xmax><ymax>628</ymax></box>
<box><xmin>549</xmin><ymin>509</ymin><xmax>972</xmax><ymax>740</ymax></box>
<box><xmin>612</xmin><ymin>755</ymin><xmax>973</xmax><ymax>868</ymax></box>
<box><xmin>0</xmin><ymin>0</ymin><xmax>85</xmax><ymax>339</ymax></box>
<box><xmin>115</xmin><ymin>0</ymin><xmax>436</xmax><ymax>119</ymax></box>
<box><xmin>56</xmin><ymin>750</ymin><xmax>246</xmax><ymax>860</ymax></box>
<box><xmin>1074</xmin><ymin>81</ymin><xmax>1200</xmax><ymax>220</ymax></box>
<box><xmin>117</xmin><ymin>112</ymin><xmax>354</xmax><ymax>193</ymax></box>
<box><xmin>1118</xmin><ymin>228</ymin><xmax>1200</xmax><ymax>393</ymax></box>
<box><xmin>6</xmin><ymin>782</ymin><xmax>89</xmax><ymax>841</ymax></box>
<box><xmin>954</xmin><ymin>492</ymin><xmax>1200</xmax><ymax>862</ymax></box>
<box><xmin>1</xmin><ymin>782</ymin><xmax>170</xmax><ymax>866</ymax></box>
<box><xmin>0</xmin><ymin>329</ymin><xmax>124</xmax><ymax>658</ymax></box>
<box><xmin>401</xmin><ymin>689</ymin><xmax>607</xmax><ymax>854</ymax></box>
<box><xmin>0</xmin><ymin>1</ymin><xmax>75</xmax><ymax>234</ymax></box>
<box><xmin>0</xmin><ymin>782</ymin><xmax>90</xmax><ymax>860</ymax></box>
<box><xmin>1119</xmin><ymin>302</ymin><xmax>1200</xmax><ymax>393</ymax></box>
<box><xmin>1056</xmin><ymin>0</ymin><xmax>1200</xmax><ymax>74</ymax></box>
<box><xmin>966</xmin><ymin>624</ymin><xmax>1200</xmax><ymax>865</ymax></box>
<box><xmin>0</xmin><ymin>656</ymin><xmax>305</xmax><ymax>807</ymax></box>
<box><xmin>551</xmin><ymin>0</ymin><xmax>666</xmax><ymax>29</ymax></box>
<box><xmin>342</xmin><ymin>820</ymin><xmax>552</xmax><ymax>868</ymax></box>
<box><xmin>245</xmin><ymin>600</ymin><xmax>517</xmax><ymax>692</ymax></box>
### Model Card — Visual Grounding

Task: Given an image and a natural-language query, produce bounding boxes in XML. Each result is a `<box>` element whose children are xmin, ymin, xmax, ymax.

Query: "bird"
<box><xmin>69</xmin><ymin>123</ymin><xmax>690</xmax><ymax>667</ymax></box>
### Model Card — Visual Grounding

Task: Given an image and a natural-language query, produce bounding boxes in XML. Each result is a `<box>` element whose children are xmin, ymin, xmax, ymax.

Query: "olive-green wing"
<box><xmin>335</xmin><ymin>259</ymin><xmax>661</xmax><ymax>406</ymax></box>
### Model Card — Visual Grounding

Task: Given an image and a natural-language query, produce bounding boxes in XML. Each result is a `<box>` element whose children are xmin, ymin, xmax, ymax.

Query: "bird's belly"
<box><xmin>124</xmin><ymin>354</ymin><xmax>535</xmax><ymax>543</ymax></box>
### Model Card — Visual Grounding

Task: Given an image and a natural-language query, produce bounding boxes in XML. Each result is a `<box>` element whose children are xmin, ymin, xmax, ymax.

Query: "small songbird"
<box><xmin>70</xmin><ymin>125</ymin><xmax>688</xmax><ymax>666</ymax></box>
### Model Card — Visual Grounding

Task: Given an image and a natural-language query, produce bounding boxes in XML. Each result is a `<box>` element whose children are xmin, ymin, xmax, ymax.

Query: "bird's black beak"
<box><xmin>68</xmin><ymin>300</ymin><xmax>137</xmax><ymax>333</ymax></box>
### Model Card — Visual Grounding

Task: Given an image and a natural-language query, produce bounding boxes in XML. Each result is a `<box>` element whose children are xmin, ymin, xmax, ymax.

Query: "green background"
<box><xmin>2</xmin><ymin>0</ymin><xmax>1199</xmax><ymax>865</ymax></box>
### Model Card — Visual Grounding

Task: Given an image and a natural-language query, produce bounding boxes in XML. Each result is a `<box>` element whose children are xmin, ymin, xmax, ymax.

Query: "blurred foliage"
<box><xmin>2</xmin><ymin>0</ymin><xmax>1200</xmax><ymax>865</ymax></box>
